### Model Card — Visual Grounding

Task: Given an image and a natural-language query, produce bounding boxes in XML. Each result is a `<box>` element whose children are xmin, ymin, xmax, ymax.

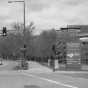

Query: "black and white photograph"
<box><xmin>0</xmin><ymin>0</ymin><xmax>88</xmax><ymax>88</ymax></box>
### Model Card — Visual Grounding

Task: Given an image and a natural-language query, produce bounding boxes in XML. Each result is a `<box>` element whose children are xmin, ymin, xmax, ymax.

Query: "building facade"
<box><xmin>56</xmin><ymin>25</ymin><xmax>88</xmax><ymax>70</ymax></box>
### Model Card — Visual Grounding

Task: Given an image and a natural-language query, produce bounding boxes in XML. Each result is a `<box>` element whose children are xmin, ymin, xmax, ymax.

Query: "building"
<box><xmin>56</xmin><ymin>25</ymin><xmax>88</xmax><ymax>70</ymax></box>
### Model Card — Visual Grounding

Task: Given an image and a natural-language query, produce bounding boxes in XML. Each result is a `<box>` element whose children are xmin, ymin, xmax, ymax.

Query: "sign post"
<box><xmin>20</xmin><ymin>46</ymin><xmax>28</xmax><ymax>70</ymax></box>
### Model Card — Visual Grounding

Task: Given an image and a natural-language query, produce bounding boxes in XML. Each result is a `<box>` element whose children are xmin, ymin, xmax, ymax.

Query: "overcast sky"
<box><xmin>0</xmin><ymin>0</ymin><xmax>88</xmax><ymax>33</ymax></box>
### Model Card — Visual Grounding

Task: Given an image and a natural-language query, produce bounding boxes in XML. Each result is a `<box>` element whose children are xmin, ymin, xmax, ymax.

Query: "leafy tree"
<box><xmin>0</xmin><ymin>22</ymin><xmax>35</xmax><ymax>60</ymax></box>
<box><xmin>32</xmin><ymin>29</ymin><xmax>56</xmax><ymax>61</ymax></box>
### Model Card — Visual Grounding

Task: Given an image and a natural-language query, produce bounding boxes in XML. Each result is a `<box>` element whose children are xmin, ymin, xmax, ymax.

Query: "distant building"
<box><xmin>55</xmin><ymin>25</ymin><xmax>88</xmax><ymax>70</ymax></box>
<box><xmin>67</xmin><ymin>25</ymin><xmax>88</xmax><ymax>33</ymax></box>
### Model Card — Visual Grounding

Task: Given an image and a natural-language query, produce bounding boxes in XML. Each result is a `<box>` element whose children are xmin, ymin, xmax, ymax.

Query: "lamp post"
<box><xmin>8</xmin><ymin>0</ymin><xmax>25</xmax><ymax>36</ymax></box>
<box><xmin>8</xmin><ymin>0</ymin><xmax>27</xmax><ymax>69</ymax></box>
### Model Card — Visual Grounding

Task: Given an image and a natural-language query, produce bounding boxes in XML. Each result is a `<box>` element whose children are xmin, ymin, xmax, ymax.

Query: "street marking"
<box><xmin>22</xmin><ymin>72</ymin><xmax>78</xmax><ymax>88</ymax></box>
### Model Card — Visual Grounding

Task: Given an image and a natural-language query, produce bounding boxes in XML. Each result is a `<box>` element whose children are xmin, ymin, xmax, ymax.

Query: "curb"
<box><xmin>54</xmin><ymin>71</ymin><xmax>88</xmax><ymax>74</ymax></box>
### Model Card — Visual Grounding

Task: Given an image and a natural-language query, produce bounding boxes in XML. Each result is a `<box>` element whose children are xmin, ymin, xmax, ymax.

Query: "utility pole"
<box><xmin>23</xmin><ymin>0</ymin><xmax>26</xmax><ymax>64</ymax></box>
<box><xmin>23</xmin><ymin>0</ymin><xmax>25</xmax><ymax>37</ymax></box>
<box><xmin>8</xmin><ymin>0</ymin><xmax>28</xmax><ymax>70</ymax></box>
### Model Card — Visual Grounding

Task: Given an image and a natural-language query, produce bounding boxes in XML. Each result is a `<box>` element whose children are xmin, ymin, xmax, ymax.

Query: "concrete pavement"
<box><xmin>0</xmin><ymin>70</ymin><xmax>88</xmax><ymax>88</ymax></box>
<box><xmin>25</xmin><ymin>61</ymin><xmax>52</xmax><ymax>73</ymax></box>
<box><xmin>22</xmin><ymin>71</ymin><xmax>88</xmax><ymax>88</ymax></box>
<box><xmin>0</xmin><ymin>71</ymin><xmax>74</xmax><ymax>88</ymax></box>
<box><xmin>0</xmin><ymin>61</ymin><xmax>88</xmax><ymax>88</ymax></box>
<box><xmin>22</xmin><ymin>61</ymin><xmax>88</xmax><ymax>88</ymax></box>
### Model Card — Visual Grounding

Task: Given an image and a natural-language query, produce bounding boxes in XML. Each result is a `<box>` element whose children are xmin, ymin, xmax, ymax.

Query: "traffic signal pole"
<box><xmin>0</xmin><ymin>26</ymin><xmax>8</xmax><ymax>65</ymax></box>
<box><xmin>22</xmin><ymin>0</ymin><xmax>27</xmax><ymax>69</ymax></box>
<box><xmin>23</xmin><ymin>0</ymin><xmax>26</xmax><ymax>61</ymax></box>
<box><xmin>23</xmin><ymin>0</ymin><xmax>25</xmax><ymax>36</ymax></box>
<box><xmin>8</xmin><ymin>0</ymin><xmax>28</xmax><ymax>70</ymax></box>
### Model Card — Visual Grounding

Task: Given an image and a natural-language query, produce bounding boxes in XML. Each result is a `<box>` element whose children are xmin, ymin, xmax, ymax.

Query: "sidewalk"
<box><xmin>54</xmin><ymin>70</ymin><xmax>88</xmax><ymax>74</ymax></box>
<box><xmin>25</xmin><ymin>61</ymin><xmax>52</xmax><ymax>73</ymax></box>
<box><xmin>24</xmin><ymin>61</ymin><xmax>88</xmax><ymax>74</ymax></box>
<box><xmin>0</xmin><ymin>61</ymin><xmax>8</xmax><ymax>67</ymax></box>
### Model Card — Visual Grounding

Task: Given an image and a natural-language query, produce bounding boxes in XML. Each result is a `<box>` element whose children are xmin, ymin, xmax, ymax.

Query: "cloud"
<box><xmin>0</xmin><ymin>0</ymin><xmax>88</xmax><ymax>32</ymax></box>
<box><xmin>29</xmin><ymin>0</ymin><xmax>88</xmax><ymax>29</ymax></box>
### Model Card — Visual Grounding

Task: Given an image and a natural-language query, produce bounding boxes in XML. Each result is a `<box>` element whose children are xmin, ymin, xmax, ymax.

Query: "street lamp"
<box><xmin>8</xmin><ymin>0</ymin><xmax>25</xmax><ymax>36</ymax></box>
<box><xmin>8</xmin><ymin>0</ymin><xmax>28</xmax><ymax>69</ymax></box>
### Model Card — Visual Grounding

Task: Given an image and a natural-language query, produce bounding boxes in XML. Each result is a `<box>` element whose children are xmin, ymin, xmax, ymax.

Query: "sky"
<box><xmin>0</xmin><ymin>0</ymin><xmax>88</xmax><ymax>34</ymax></box>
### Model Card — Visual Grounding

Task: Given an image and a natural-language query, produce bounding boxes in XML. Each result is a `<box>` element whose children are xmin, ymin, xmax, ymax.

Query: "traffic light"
<box><xmin>52</xmin><ymin>44</ymin><xmax>56</xmax><ymax>54</ymax></box>
<box><xmin>2</xmin><ymin>27</ymin><xmax>7</xmax><ymax>36</ymax></box>
<box><xmin>24</xmin><ymin>44</ymin><xmax>26</xmax><ymax>48</ymax></box>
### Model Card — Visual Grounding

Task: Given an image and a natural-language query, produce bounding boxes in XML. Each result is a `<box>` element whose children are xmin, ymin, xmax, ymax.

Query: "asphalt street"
<box><xmin>0</xmin><ymin>60</ymin><xmax>18</xmax><ymax>71</ymax></box>
<box><xmin>0</xmin><ymin>71</ymin><xmax>74</xmax><ymax>88</ymax></box>
<box><xmin>0</xmin><ymin>61</ymin><xmax>88</xmax><ymax>88</ymax></box>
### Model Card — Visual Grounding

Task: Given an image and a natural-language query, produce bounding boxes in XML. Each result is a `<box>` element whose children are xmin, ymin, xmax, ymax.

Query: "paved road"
<box><xmin>0</xmin><ymin>71</ymin><xmax>77</xmax><ymax>88</ymax></box>
<box><xmin>0</xmin><ymin>70</ymin><xmax>88</xmax><ymax>88</ymax></box>
<box><xmin>59</xmin><ymin>72</ymin><xmax>88</xmax><ymax>79</ymax></box>
<box><xmin>0</xmin><ymin>61</ymin><xmax>88</xmax><ymax>88</ymax></box>
<box><xmin>0</xmin><ymin>60</ymin><xmax>18</xmax><ymax>71</ymax></box>
<box><xmin>31</xmin><ymin>72</ymin><xmax>88</xmax><ymax>88</ymax></box>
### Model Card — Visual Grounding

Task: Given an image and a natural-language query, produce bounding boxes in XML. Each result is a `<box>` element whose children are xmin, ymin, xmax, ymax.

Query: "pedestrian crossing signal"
<box><xmin>2</xmin><ymin>27</ymin><xmax>7</xmax><ymax>36</ymax></box>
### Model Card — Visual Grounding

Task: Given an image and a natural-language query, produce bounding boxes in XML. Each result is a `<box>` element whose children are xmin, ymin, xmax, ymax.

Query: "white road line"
<box><xmin>22</xmin><ymin>72</ymin><xmax>78</xmax><ymax>88</ymax></box>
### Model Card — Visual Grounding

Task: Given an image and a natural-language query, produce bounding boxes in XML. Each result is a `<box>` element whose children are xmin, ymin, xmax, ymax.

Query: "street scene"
<box><xmin>0</xmin><ymin>0</ymin><xmax>88</xmax><ymax>88</ymax></box>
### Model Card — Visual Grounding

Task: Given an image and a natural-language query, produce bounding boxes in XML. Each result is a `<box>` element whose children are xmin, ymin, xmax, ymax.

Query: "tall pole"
<box><xmin>8</xmin><ymin>0</ymin><xmax>28</xmax><ymax>69</ymax></box>
<box><xmin>8</xmin><ymin>0</ymin><xmax>25</xmax><ymax>34</ymax></box>
<box><xmin>23</xmin><ymin>0</ymin><xmax>25</xmax><ymax>38</ymax></box>
<box><xmin>23</xmin><ymin>0</ymin><xmax>26</xmax><ymax>67</ymax></box>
